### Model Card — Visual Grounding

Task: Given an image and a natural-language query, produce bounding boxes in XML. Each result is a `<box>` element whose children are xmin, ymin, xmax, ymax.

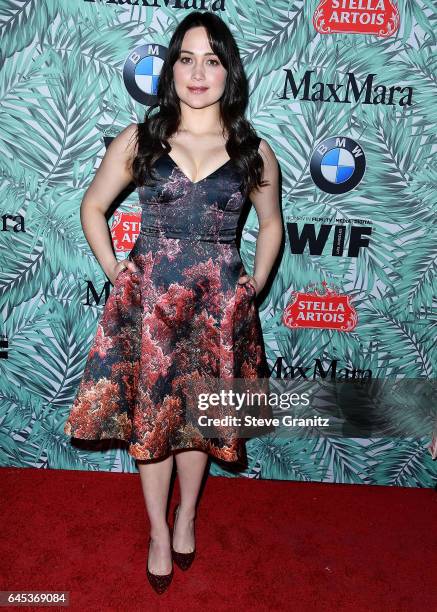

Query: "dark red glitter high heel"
<box><xmin>171</xmin><ymin>504</ymin><xmax>196</xmax><ymax>571</ymax></box>
<box><xmin>146</xmin><ymin>536</ymin><xmax>174</xmax><ymax>594</ymax></box>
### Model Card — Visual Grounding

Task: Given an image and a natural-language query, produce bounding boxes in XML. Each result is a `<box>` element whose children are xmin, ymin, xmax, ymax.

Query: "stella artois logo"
<box><xmin>283</xmin><ymin>281</ymin><xmax>357</xmax><ymax>331</ymax></box>
<box><xmin>110</xmin><ymin>208</ymin><xmax>141</xmax><ymax>252</ymax></box>
<box><xmin>313</xmin><ymin>0</ymin><xmax>400</xmax><ymax>37</ymax></box>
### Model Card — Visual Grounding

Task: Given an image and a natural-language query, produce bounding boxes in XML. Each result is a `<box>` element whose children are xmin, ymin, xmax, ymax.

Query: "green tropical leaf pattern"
<box><xmin>0</xmin><ymin>0</ymin><xmax>436</xmax><ymax>486</ymax></box>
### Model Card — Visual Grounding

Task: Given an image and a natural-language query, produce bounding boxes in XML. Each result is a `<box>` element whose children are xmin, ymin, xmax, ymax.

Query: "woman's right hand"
<box><xmin>108</xmin><ymin>259</ymin><xmax>139</xmax><ymax>286</ymax></box>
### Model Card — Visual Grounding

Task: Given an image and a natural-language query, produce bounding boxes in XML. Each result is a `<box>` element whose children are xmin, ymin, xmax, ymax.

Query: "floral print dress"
<box><xmin>64</xmin><ymin>135</ymin><xmax>270</xmax><ymax>463</ymax></box>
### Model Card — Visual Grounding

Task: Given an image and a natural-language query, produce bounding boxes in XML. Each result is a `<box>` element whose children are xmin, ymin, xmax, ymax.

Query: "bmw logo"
<box><xmin>123</xmin><ymin>43</ymin><xmax>167</xmax><ymax>105</ymax></box>
<box><xmin>310</xmin><ymin>136</ymin><xmax>366</xmax><ymax>194</ymax></box>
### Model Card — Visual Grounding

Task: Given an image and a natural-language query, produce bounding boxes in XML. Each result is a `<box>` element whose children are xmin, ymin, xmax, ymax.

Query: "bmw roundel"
<box><xmin>123</xmin><ymin>44</ymin><xmax>167</xmax><ymax>105</ymax></box>
<box><xmin>310</xmin><ymin>136</ymin><xmax>366</xmax><ymax>194</ymax></box>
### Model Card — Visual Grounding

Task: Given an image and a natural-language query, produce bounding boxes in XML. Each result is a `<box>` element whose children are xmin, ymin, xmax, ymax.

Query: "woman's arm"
<box><xmin>79</xmin><ymin>123</ymin><xmax>139</xmax><ymax>285</ymax></box>
<box><xmin>239</xmin><ymin>138</ymin><xmax>283</xmax><ymax>295</ymax></box>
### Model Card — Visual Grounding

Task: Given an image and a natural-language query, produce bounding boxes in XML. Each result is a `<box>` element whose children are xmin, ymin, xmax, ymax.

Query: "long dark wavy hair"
<box><xmin>130</xmin><ymin>11</ymin><xmax>267</xmax><ymax>200</ymax></box>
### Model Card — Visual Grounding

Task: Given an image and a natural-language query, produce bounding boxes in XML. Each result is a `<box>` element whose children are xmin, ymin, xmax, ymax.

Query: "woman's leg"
<box><xmin>138</xmin><ymin>454</ymin><xmax>174</xmax><ymax>574</ymax></box>
<box><xmin>173</xmin><ymin>449</ymin><xmax>209</xmax><ymax>553</ymax></box>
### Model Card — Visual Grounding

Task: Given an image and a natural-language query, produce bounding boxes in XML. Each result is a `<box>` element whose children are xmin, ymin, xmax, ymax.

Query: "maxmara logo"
<box><xmin>85</xmin><ymin>281</ymin><xmax>113</xmax><ymax>307</ymax></box>
<box><xmin>84</xmin><ymin>0</ymin><xmax>225</xmax><ymax>9</ymax></box>
<box><xmin>281</xmin><ymin>70</ymin><xmax>413</xmax><ymax>107</ymax></box>
<box><xmin>1</xmin><ymin>214</ymin><xmax>25</xmax><ymax>232</ymax></box>
<box><xmin>270</xmin><ymin>357</ymin><xmax>372</xmax><ymax>380</ymax></box>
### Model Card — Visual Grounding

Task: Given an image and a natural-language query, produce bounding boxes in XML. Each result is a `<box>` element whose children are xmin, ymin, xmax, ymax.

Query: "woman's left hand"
<box><xmin>238</xmin><ymin>275</ymin><xmax>260</xmax><ymax>296</ymax></box>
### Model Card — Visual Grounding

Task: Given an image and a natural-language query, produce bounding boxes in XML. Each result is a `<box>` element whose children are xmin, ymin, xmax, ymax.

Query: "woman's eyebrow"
<box><xmin>180</xmin><ymin>49</ymin><xmax>217</xmax><ymax>56</ymax></box>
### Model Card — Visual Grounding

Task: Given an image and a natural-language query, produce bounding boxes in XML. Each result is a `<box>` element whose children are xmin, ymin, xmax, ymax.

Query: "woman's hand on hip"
<box><xmin>108</xmin><ymin>259</ymin><xmax>139</xmax><ymax>286</ymax></box>
<box><xmin>238</xmin><ymin>274</ymin><xmax>260</xmax><ymax>296</ymax></box>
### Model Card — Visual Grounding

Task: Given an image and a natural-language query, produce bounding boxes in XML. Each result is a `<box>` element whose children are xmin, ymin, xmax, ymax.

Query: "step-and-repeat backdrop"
<box><xmin>1</xmin><ymin>1</ymin><xmax>436</xmax><ymax>487</ymax></box>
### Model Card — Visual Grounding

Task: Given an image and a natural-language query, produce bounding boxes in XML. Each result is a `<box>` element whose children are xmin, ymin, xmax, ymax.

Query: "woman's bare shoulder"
<box><xmin>112</xmin><ymin>123</ymin><xmax>139</xmax><ymax>159</ymax></box>
<box><xmin>257</xmin><ymin>136</ymin><xmax>278</xmax><ymax>167</ymax></box>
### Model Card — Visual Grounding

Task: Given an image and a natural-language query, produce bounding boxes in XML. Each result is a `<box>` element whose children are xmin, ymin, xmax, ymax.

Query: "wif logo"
<box><xmin>286</xmin><ymin>221</ymin><xmax>371</xmax><ymax>258</ymax></box>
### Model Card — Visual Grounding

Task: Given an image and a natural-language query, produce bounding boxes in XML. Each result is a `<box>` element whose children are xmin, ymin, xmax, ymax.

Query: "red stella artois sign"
<box><xmin>313</xmin><ymin>0</ymin><xmax>400</xmax><ymax>37</ymax></box>
<box><xmin>110</xmin><ymin>209</ymin><xmax>141</xmax><ymax>252</ymax></box>
<box><xmin>282</xmin><ymin>283</ymin><xmax>358</xmax><ymax>331</ymax></box>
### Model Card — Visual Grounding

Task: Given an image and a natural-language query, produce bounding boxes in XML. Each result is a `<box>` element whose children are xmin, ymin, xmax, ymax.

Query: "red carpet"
<box><xmin>1</xmin><ymin>467</ymin><xmax>436</xmax><ymax>611</ymax></box>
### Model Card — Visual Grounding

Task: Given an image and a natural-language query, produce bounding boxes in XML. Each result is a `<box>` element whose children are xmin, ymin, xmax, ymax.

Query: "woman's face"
<box><xmin>173</xmin><ymin>26</ymin><xmax>227</xmax><ymax>109</ymax></box>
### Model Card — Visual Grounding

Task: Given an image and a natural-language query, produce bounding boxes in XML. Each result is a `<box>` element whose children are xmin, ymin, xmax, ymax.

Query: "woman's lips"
<box><xmin>188</xmin><ymin>86</ymin><xmax>208</xmax><ymax>93</ymax></box>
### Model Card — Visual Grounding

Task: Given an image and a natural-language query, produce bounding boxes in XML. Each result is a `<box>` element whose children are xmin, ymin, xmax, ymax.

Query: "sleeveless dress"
<box><xmin>64</xmin><ymin>135</ymin><xmax>271</xmax><ymax>464</ymax></box>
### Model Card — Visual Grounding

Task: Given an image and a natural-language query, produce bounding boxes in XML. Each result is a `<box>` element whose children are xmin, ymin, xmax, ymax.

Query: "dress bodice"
<box><xmin>136</xmin><ymin>149</ymin><xmax>251</xmax><ymax>244</ymax></box>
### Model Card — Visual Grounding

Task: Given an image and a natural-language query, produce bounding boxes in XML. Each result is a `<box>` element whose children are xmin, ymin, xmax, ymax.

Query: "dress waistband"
<box><xmin>139</xmin><ymin>227</ymin><xmax>236</xmax><ymax>244</ymax></box>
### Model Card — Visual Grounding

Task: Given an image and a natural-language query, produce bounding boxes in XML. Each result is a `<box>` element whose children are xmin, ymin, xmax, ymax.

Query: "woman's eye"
<box><xmin>179</xmin><ymin>57</ymin><xmax>220</xmax><ymax>66</ymax></box>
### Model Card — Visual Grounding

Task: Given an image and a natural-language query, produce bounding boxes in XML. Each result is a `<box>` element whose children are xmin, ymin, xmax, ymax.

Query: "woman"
<box><xmin>64</xmin><ymin>11</ymin><xmax>282</xmax><ymax>593</ymax></box>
